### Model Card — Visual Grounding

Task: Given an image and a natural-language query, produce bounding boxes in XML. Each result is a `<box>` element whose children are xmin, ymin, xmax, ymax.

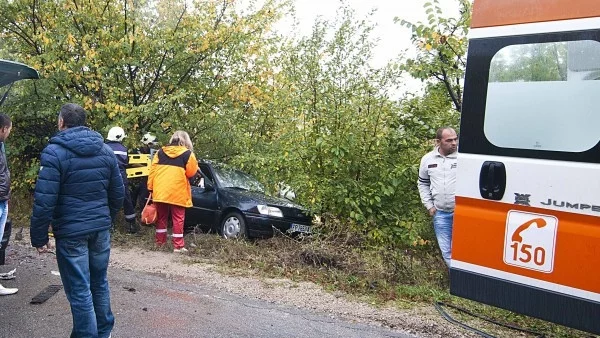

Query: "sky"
<box><xmin>278</xmin><ymin>0</ymin><xmax>460</xmax><ymax>66</ymax></box>
<box><xmin>273</xmin><ymin>0</ymin><xmax>462</xmax><ymax>95</ymax></box>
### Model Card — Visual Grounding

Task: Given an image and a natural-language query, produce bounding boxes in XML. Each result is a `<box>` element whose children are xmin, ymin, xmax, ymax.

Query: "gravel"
<box><xmin>108</xmin><ymin>245</ymin><xmax>476</xmax><ymax>338</ymax></box>
<box><xmin>4</xmin><ymin>228</ymin><xmax>476</xmax><ymax>337</ymax></box>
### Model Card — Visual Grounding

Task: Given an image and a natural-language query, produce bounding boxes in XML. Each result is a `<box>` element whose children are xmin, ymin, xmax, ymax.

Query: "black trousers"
<box><xmin>0</xmin><ymin>219</ymin><xmax>11</xmax><ymax>265</ymax></box>
<box><xmin>121</xmin><ymin>173</ymin><xmax>136</xmax><ymax>223</ymax></box>
<box><xmin>130</xmin><ymin>176</ymin><xmax>149</xmax><ymax>210</ymax></box>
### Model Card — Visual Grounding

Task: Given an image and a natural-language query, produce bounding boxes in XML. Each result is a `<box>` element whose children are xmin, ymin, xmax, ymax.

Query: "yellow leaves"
<box><xmin>35</xmin><ymin>32</ymin><xmax>52</xmax><ymax>46</ymax></box>
<box><xmin>229</xmin><ymin>83</ymin><xmax>270</xmax><ymax>108</ymax></box>
<box><xmin>100</xmin><ymin>102</ymin><xmax>130</xmax><ymax>120</ymax></box>
<box><xmin>416</xmin><ymin>30</ymin><xmax>449</xmax><ymax>52</ymax></box>
<box><xmin>86</xmin><ymin>49</ymin><xmax>97</xmax><ymax>59</ymax></box>
<box><xmin>67</xmin><ymin>33</ymin><xmax>76</xmax><ymax>47</ymax></box>
<box><xmin>161</xmin><ymin>122</ymin><xmax>171</xmax><ymax>131</ymax></box>
<box><xmin>114</xmin><ymin>104</ymin><xmax>126</xmax><ymax>113</ymax></box>
<box><xmin>87</xmin><ymin>80</ymin><xmax>102</xmax><ymax>92</ymax></box>
<box><xmin>83</xmin><ymin>97</ymin><xmax>95</xmax><ymax>111</ymax></box>
<box><xmin>199</xmin><ymin>39</ymin><xmax>210</xmax><ymax>52</ymax></box>
<box><xmin>412</xmin><ymin>238</ymin><xmax>429</xmax><ymax>247</ymax></box>
<box><xmin>247</xmin><ymin>45</ymin><xmax>260</xmax><ymax>56</ymax></box>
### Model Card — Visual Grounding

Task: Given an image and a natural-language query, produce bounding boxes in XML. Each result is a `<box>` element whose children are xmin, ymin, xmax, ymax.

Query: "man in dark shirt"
<box><xmin>106</xmin><ymin>126</ymin><xmax>139</xmax><ymax>234</ymax></box>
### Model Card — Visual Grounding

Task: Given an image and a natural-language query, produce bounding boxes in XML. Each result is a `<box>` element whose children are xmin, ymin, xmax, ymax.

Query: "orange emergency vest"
<box><xmin>147</xmin><ymin>145</ymin><xmax>198</xmax><ymax>208</ymax></box>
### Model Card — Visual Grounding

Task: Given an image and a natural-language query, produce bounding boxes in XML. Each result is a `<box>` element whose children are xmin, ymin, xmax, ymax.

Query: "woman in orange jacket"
<box><xmin>147</xmin><ymin>130</ymin><xmax>198</xmax><ymax>253</ymax></box>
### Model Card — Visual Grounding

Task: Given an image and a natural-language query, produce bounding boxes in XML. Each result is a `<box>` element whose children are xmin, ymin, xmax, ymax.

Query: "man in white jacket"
<box><xmin>417</xmin><ymin>127</ymin><xmax>458</xmax><ymax>267</ymax></box>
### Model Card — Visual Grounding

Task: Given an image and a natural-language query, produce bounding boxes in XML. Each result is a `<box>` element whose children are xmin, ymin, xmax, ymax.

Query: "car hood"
<box><xmin>221</xmin><ymin>188</ymin><xmax>305</xmax><ymax>209</ymax></box>
<box><xmin>0</xmin><ymin>60</ymin><xmax>39</xmax><ymax>87</ymax></box>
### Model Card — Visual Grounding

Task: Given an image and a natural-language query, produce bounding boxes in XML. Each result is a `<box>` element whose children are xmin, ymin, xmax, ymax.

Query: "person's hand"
<box><xmin>36</xmin><ymin>243</ymin><xmax>54</xmax><ymax>254</ymax></box>
<box><xmin>428</xmin><ymin>207</ymin><xmax>437</xmax><ymax>216</ymax></box>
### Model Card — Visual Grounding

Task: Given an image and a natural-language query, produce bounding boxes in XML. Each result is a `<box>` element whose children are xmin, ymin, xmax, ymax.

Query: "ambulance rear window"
<box><xmin>484</xmin><ymin>40</ymin><xmax>600</xmax><ymax>152</ymax></box>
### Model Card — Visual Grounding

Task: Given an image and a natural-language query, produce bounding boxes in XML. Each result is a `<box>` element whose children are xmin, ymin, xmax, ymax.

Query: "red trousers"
<box><xmin>154</xmin><ymin>202</ymin><xmax>185</xmax><ymax>249</ymax></box>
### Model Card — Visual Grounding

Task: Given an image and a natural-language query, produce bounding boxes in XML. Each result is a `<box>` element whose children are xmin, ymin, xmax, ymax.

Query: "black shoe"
<box><xmin>127</xmin><ymin>222</ymin><xmax>141</xmax><ymax>236</ymax></box>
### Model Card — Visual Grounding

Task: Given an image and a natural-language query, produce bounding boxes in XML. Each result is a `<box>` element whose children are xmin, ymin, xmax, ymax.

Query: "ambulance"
<box><xmin>451</xmin><ymin>0</ymin><xmax>600</xmax><ymax>334</ymax></box>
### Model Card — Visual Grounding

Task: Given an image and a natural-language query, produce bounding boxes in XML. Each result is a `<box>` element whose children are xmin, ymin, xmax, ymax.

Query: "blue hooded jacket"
<box><xmin>30</xmin><ymin>126</ymin><xmax>124</xmax><ymax>247</ymax></box>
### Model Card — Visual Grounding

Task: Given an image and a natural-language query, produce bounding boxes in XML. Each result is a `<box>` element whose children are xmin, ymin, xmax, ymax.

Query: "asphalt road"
<box><xmin>0</xmin><ymin>245</ymin><xmax>414</xmax><ymax>338</ymax></box>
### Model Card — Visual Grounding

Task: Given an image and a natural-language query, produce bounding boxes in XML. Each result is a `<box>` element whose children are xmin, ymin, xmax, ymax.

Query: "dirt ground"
<box><xmin>107</xmin><ymin>243</ymin><xmax>476</xmax><ymax>337</ymax></box>
<box><xmin>5</xmin><ymin>227</ymin><xmax>487</xmax><ymax>337</ymax></box>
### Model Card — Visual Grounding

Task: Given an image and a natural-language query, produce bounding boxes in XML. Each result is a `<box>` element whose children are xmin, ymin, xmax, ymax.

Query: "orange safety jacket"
<box><xmin>147</xmin><ymin>145</ymin><xmax>198</xmax><ymax>208</ymax></box>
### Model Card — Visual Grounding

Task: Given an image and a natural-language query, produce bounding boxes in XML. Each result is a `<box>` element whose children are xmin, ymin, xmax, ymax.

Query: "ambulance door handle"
<box><xmin>479</xmin><ymin>161</ymin><xmax>506</xmax><ymax>201</ymax></box>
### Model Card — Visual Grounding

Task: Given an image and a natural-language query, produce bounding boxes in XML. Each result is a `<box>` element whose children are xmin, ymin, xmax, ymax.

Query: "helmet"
<box><xmin>107</xmin><ymin>126</ymin><xmax>127</xmax><ymax>142</ymax></box>
<box><xmin>141</xmin><ymin>132</ymin><xmax>157</xmax><ymax>145</ymax></box>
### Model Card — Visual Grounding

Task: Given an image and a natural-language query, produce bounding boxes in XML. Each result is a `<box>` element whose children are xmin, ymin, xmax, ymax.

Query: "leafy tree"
<box><xmin>0</xmin><ymin>0</ymin><xmax>469</xmax><ymax>255</ymax></box>
<box><xmin>229</xmin><ymin>5</ymin><xmax>434</xmax><ymax>248</ymax></box>
<box><xmin>0</xmin><ymin>0</ymin><xmax>289</xmax><ymax>188</ymax></box>
<box><xmin>397</xmin><ymin>0</ymin><xmax>471</xmax><ymax>113</ymax></box>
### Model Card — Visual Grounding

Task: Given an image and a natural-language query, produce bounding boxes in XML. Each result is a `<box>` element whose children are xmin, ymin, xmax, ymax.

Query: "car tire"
<box><xmin>220</xmin><ymin>211</ymin><xmax>246</xmax><ymax>239</ymax></box>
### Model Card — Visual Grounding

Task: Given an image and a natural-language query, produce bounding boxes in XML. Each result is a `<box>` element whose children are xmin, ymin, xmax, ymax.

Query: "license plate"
<box><xmin>289</xmin><ymin>223</ymin><xmax>311</xmax><ymax>233</ymax></box>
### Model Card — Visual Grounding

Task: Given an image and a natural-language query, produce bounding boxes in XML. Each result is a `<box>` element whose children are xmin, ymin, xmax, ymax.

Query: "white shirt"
<box><xmin>417</xmin><ymin>147</ymin><xmax>457</xmax><ymax>212</ymax></box>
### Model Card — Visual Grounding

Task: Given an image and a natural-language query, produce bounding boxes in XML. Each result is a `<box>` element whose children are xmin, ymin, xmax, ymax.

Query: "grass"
<box><xmin>8</xmin><ymin>192</ymin><xmax>597</xmax><ymax>338</ymax></box>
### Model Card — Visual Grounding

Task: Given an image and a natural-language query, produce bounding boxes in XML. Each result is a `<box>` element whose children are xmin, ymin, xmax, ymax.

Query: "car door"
<box><xmin>451</xmin><ymin>3</ymin><xmax>600</xmax><ymax>334</ymax></box>
<box><xmin>0</xmin><ymin>59</ymin><xmax>39</xmax><ymax>105</ymax></box>
<box><xmin>187</xmin><ymin>163</ymin><xmax>218</xmax><ymax>227</ymax></box>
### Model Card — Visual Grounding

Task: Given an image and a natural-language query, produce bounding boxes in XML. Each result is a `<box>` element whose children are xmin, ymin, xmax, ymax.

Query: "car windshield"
<box><xmin>213</xmin><ymin>166</ymin><xmax>265</xmax><ymax>192</ymax></box>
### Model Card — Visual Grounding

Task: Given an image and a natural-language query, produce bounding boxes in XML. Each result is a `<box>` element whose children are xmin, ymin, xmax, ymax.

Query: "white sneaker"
<box><xmin>0</xmin><ymin>283</ymin><xmax>18</xmax><ymax>295</ymax></box>
<box><xmin>0</xmin><ymin>268</ymin><xmax>16</xmax><ymax>280</ymax></box>
<box><xmin>173</xmin><ymin>247</ymin><xmax>188</xmax><ymax>254</ymax></box>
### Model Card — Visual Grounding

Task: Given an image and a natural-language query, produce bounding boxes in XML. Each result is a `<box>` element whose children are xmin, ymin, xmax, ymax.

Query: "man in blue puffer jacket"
<box><xmin>30</xmin><ymin>103</ymin><xmax>124</xmax><ymax>338</ymax></box>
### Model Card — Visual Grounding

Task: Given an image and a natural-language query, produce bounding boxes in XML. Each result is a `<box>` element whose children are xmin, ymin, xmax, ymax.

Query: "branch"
<box><xmin>139</xmin><ymin>5</ymin><xmax>187</xmax><ymax>104</ymax></box>
<box><xmin>30</xmin><ymin>0</ymin><xmax>37</xmax><ymax>34</ymax></box>
<box><xmin>2</xmin><ymin>23</ymin><xmax>37</xmax><ymax>53</ymax></box>
<box><xmin>70</xmin><ymin>0</ymin><xmax>87</xmax><ymax>35</ymax></box>
<box><xmin>138</xmin><ymin>51</ymin><xmax>168</xmax><ymax>105</ymax></box>
<box><xmin>440</xmin><ymin>67</ymin><xmax>461</xmax><ymax>112</ymax></box>
<box><xmin>127</xmin><ymin>62</ymin><xmax>139</xmax><ymax>105</ymax></box>
<box><xmin>173</xmin><ymin>3</ymin><xmax>186</xmax><ymax>32</ymax></box>
<box><xmin>213</xmin><ymin>0</ymin><xmax>229</xmax><ymax>30</ymax></box>
<box><xmin>443</xmin><ymin>41</ymin><xmax>466</xmax><ymax>67</ymax></box>
<box><xmin>102</xmin><ymin>0</ymin><xmax>111</xmax><ymax>16</ymax></box>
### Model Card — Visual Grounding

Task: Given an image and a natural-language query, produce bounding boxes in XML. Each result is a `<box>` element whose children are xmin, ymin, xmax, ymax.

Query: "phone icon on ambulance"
<box><xmin>503</xmin><ymin>211</ymin><xmax>558</xmax><ymax>273</ymax></box>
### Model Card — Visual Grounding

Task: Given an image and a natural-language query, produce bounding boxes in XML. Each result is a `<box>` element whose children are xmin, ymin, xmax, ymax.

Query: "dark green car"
<box><xmin>0</xmin><ymin>59</ymin><xmax>39</xmax><ymax>105</ymax></box>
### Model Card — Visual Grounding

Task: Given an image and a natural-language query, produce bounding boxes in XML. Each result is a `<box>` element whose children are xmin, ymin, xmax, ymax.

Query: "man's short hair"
<box><xmin>59</xmin><ymin>103</ymin><xmax>86</xmax><ymax>128</ymax></box>
<box><xmin>436</xmin><ymin>127</ymin><xmax>454</xmax><ymax>140</ymax></box>
<box><xmin>0</xmin><ymin>114</ymin><xmax>11</xmax><ymax>129</ymax></box>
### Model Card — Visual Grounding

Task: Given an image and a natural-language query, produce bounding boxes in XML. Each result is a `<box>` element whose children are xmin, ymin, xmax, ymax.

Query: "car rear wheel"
<box><xmin>220</xmin><ymin>212</ymin><xmax>246</xmax><ymax>239</ymax></box>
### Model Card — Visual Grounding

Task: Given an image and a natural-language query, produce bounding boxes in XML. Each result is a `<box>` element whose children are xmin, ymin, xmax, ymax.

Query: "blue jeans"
<box><xmin>56</xmin><ymin>229</ymin><xmax>114</xmax><ymax>338</ymax></box>
<box><xmin>433</xmin><ymin>210</ymin><xmax>453</xmax><ymax>267</ymax></box>
<box><xmin>0</xmin><ymin>200</ymin><xmax>8</xmax><ymax>246</ymax></box>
